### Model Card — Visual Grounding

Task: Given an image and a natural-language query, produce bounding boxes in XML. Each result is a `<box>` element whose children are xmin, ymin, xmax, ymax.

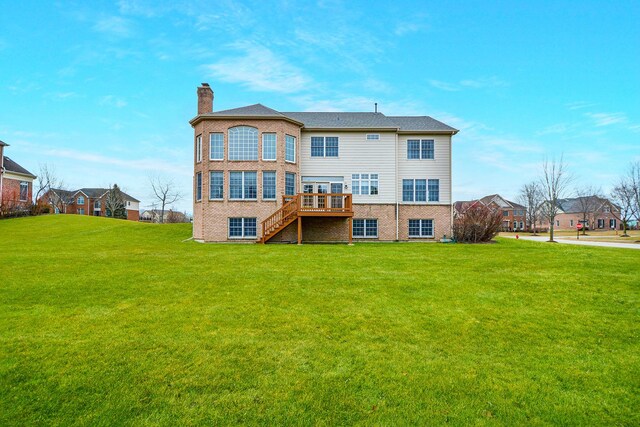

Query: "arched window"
<box><xmin>228</xmin><ymin>126</ymin><xmax>258</xmax><ymax>161</ymax></box>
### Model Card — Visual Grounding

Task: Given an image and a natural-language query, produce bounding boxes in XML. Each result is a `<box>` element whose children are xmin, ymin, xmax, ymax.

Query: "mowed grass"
<box><xmin>1</xmin><ymin>215</ymin><xmax>638</xmax><ymax>425</ymax></box>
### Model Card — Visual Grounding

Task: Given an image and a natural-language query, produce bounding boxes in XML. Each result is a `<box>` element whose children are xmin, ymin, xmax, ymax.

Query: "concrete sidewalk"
<box><xmin>503</xmin><ymin>235</ymin><xmax>640</xmax><ymax>250</ymax></box>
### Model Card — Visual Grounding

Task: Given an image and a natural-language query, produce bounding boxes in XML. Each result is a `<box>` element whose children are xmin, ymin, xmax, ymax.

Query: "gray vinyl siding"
<box><xmin>299</xmin><ymin>132</ymin><xmax>397</xmax><ymax>204</ymax></box>
<box><xmin>397</xmin><ymin>135</ymin><xmax>452</xmax><ymax>205</ymax></box>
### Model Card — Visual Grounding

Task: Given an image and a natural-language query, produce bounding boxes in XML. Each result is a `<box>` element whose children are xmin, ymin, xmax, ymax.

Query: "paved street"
<box><xmin>503</xmin><ymin>235</ymin><xmax>640</xmax><ymax>250</ymax></box>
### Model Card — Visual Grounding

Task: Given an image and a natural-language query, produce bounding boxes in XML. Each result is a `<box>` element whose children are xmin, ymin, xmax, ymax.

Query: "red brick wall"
<box><xmin>1</xmin><ymin>176</ymin><xmax>32</xmax><ymax>208</ymax></box>
<box><xmin>193</xmin><ymin>118</ymin><xmax>302</xmax><ymax>241</ymax></box>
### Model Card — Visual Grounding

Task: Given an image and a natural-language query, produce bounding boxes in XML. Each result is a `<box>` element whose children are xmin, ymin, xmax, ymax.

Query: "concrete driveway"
<box><xmin>502</xmin><ymin>235</ymin><xmax>640</xmax><ymax>250</ymax></box>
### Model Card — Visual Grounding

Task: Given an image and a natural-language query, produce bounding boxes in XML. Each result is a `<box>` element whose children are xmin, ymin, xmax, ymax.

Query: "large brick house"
<box><xmin>190</xmin><ymin>83</ymin><xmax>458</xmax><ymax>243</ymax></box>
<box><xmin>43</xmin><ymin>187</ymin><xmax>141</xmax><ymax>221</ymax></box>
<box><xmin>454</xmin><ymin>194</ymin><xmax>527</xmax><ymax>231</ymax></box>
<box><xmin>0</xmin><ymin>140</ymin><xmax>36</xmax><ymax>213</ymax></box>
<box><xmin>547</xmin><ymin>196</ymin><xmax>621</xmax><ymax>231</ymax></box>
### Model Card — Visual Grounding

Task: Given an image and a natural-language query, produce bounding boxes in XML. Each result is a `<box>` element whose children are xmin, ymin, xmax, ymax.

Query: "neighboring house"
<box><xmin>190</xmin><ymin>83</ymin><xmax>458</xmax><ymax>243</ymax></box>
<box><xmin>548</xmin><ymin>196</ymin><xmax>621</xmax><ymax>230</ymax></box>
<box><xmin>454</xmin><ymin>194</ymin><xmax>527</xmax><ymax>231</ymax></box>
<box><xmin>140</xmin><ymin>209</ymin><xmax>190</xmax><ymax>223</ymax></box>
<box><xmin>0</xmin><ymin>140</ymin><xmax>37</xmax><ymax>212</ymax></box>
<box><xmin>42</xmin><ymin>187</ymin><xmax>141</xmax><ymax>221</ymax></box>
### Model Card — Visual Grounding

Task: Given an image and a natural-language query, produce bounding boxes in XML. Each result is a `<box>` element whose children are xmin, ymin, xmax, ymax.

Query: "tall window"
<box><xmin>19</xmin><ymin>182</ymin><xmax>28</xmax><ymax>201</ymax></box>
<box><xmin>353</xmin><ymin>219</ymin><xmax>378</xmax><ymax>238</ymax></box>
<box><xmin>262</xmin><ymin>171</ymin><xmax>276</xmax><ymax>200</ymax></box>
<box><xmin>285</xmin><ymin>172</ymin><xmax>296</xmax><ymax>195</ymax></box>
<box><xmin>196</xmin><ymin>135</ymin><xmax>202</xmax><ymax>162</ymax></box>
<box><xmin>229</xmin><ymin>171</ymin><xmax>257</xmax><ymax>200</ymax></box>
<box><xmin>409</xmin><ymin>219</ymin><xmax>434</xmax><ymax>237</ymax></box>
<box><xmin>402</xmin><ymin>179</ymin><xmax>427</xmax><ymax>202</ymax></box>
<box><xmin>285</xmin><ymin>135</ymin><xmax>296</xmax><ymax>162</ymax></box>
<box><xmin>428</xmin><ymin>179</ymin><xmax>439</xmax><ymax>202</ymax></box>
<box><xmin>210</xmin><ymin>133</ymin><xmax>224</xmax><ymax>160</ymax></box>
<box><xmin>351</xmin><ymin>174</ymin><xmax>379</xmax><ymax>195</ymax></box>
<box><xmin>229</xmin><ymin>126</ymin><xmax>258</xmax><ymax>160</ymax></box>
<box><xmin>210</xmin><ymin>171</ymin><xmax>223</xmax><ymax>200</ymax></box>
<box><xmin>228</xmin><ymin>217</ymin><xmax>257</xmax><ymax>238</ymax></box>
<box><xmin>262</xmin><ymin>133</ymin><xmax>276</xmax><ymax>161</ymax></box>
<box><xmin>195</xmin><ymin>172</ymin><xmax>202</xmax><ymax>201</ymax></box>
<box><xmin>407</xmin><ymin>139</ymin><xmax>434</xmax><ymax>159</ymax></box>
<box><xmin>311</xmin><ymin>136</ymin><xmax>339</xmax><ymax>157</ymax></box>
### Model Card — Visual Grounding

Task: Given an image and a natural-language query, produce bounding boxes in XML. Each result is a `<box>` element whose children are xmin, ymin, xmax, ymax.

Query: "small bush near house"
<box><xmin>453</xmin><ymin>204</ymin><xmax>502</xmax><ymax>242</ymax></box>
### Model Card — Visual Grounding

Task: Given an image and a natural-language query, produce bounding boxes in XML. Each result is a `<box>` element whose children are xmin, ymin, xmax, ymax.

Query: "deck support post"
<box><xmin>348</xmin><ymin>217</ymin><xmax>353</xmax><ymax>245</ymax></box>
<box><xmin>297</xmin><ymin>216</ymin><xmax>302</xmax><ymax>245</ymax></box>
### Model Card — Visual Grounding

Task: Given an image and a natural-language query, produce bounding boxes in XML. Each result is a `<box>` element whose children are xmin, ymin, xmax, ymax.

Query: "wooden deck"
<box><xmin>259</xmin><ymin>193</ymin><xmax>353</xmax><ymax>243</ymax></box>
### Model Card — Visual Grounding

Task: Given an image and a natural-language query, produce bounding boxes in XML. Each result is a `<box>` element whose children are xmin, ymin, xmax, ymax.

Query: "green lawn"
<box><xmin>1</xmin><ymin>215</ymin><xmax>638</xmax><ymax>425</ymax></box>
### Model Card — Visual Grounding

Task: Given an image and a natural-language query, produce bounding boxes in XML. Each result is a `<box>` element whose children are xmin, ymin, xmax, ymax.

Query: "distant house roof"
<box><xmin>2</xmin><ymin>156</ymin><xmax>36</xmax><ymax>178</ymax></box>
<box><xmin>71</xmin><ymin>188</ymin><xmax>140</xmax><ymax>203</ymax></box>
<box><xmin>557</xmin><ymin>196</ymin><xmax>615</xmax><ymax>213</ymax></box>
<box><xmin>192</xmin><ymin>104</ymin><xmax>458</xmax><ymax>133</ymax></box>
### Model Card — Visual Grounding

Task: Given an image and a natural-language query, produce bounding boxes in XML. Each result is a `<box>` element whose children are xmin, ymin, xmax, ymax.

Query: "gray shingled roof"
<box><xmin>557</xmin><ymin>196</ymin><xmax>611</xmax><ymax>213</ymax></box>
<box><xmin>389</xmin><ymin>116</ymin><xmax>458</xmax><ymax>132</ymax></box>
<box><xmin>281</xmin><ymin>112</ymin><xmax>397</xmax><ymax>129</ymax></box>
<box><xmin>204</xmin><ymin>104</ymin><xmax>291</xmax><ymax>118</ymax></box>
<box><xmin>194</xmin><ymin>104</ymin><xmax>458</xmax><ymax>132</ymax></box>
<box><xmin>75</xmin><ymin>188</ymin><xmax>140</xmax><ymax>203</ymax></box>
<box><xmin>2</xmin><ymin>156</ymin><xmax>36</xmax><ymax>178</ymax></box>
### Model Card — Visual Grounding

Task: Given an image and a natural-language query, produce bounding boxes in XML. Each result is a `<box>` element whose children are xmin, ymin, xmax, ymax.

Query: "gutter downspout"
<box><xmin>395</xmin><ymin>132</ymin><xmax>399</xmax><ymax>241</ymax></box>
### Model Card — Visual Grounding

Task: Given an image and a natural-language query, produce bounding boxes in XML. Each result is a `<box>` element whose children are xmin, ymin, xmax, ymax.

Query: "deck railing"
<box><xmin>282</xmin><ymin>193</ymin><xmax>352</xmax><ymax>214</ymax></box>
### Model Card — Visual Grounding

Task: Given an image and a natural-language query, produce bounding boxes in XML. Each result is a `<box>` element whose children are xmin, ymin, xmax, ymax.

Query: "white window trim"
<box><xmin>209</xmin><ymin>171</ymin><xmax>224</xmax><ymax>201</ymax></box>
<box><xmin>229</xmin><ymin>171</ymin><xmax>257</xmax><ymax>201</ymax></box>
<box><xmin>196</xmin><ymin>134</ymin><xmax>202</xmax><ymax>163</ymax></box>
<box><xmin>407</xmin><ymin>139</ymin><xmax>435</xmax><ymax>160</ymax></box>
<box><xmin>209</xmin><ymin>133</ymin><xmax>224</xmax><ymax>161</ymax></box>
<box><xmin>310</xmin><ymin>136</ymin><xmax>339</xmax><ymax>158</ymax></box>
<box><xmin>195</xmin><ymin>172</ymin><xmax>202</xmax><ymax>202</ymax></box>
<box><xmin>262</xmin><ymin>171</ymin><xmax>277</xmax><ymax>201</ymax></box>
<box><xmin>351</xmin><ymin>173</ymin><xmax>379</xmax><ymax>196</ymax></box>
<box><xmin>262</xmin><ymin>133</ymin><xmax>277</xmax><ymax>161</ymax></box>
<box><xmin>285</xmin><ymin>134</ymin><xmax>296</xmax><ymax>163</ymax></box>
<box><xmin>353</xmin><ymin>218</ymin><xmax>378</xmax><ymax>238</ymax></box>
<box><xmin>408</xmin><ymin>219</ymin><xmax>435</xmax><ymax>238</ymax></box>
<box><xmin>228</xmin><ymin>217</ymin><xmax>257</xmax><ymax>239</ymax></box>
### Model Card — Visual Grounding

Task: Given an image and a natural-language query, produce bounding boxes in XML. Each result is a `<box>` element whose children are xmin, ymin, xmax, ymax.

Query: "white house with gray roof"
<box><xmin>190</xmin><ymin>83</ymin><xmax>458</xmax><ymax>243</ymax></box>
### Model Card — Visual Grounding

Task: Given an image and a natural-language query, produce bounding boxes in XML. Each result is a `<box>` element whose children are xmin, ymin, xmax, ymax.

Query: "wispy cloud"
<box><xmin>93</xmin><ymin>16</ymin><xmax>133</xmax><ymax>37</ymax></box>
<box><xmin>430</xmin><ymin>76</ymin><xmax>508</xmax><ymax>91</ymax></box>
<box><xmin>394</xmin><ymin>21</ymin><xmax>428</xmax><ymax>36</ymax></box>
<box><xmin>99</xmin><ymin>95</ymin><xmax>128</xmax><ymax>108</ymax></box>
<box><xmin>204</xmin><ymin>43</ymin><xmax>311</xmax><ymax>93</ymax></box>
<box><xmin>566</xmin><ymin>101</ymin><xmax>596</xmax><ymax>110</ymax></box>
<box><xmin>585</xmin><ymin>112</ymin><xmax>627</xmax><ymax>126</ymax></box>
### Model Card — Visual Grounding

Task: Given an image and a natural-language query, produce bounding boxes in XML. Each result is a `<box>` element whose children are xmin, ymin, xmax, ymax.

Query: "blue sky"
<box><xmin>1</xmin><ymin>0</ymin><xmax>638</xmax><ymax>212</ymax></box>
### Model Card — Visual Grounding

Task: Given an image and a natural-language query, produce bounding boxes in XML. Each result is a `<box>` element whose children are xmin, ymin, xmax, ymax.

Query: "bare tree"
<box><xmin>628</xmin><ymin>161</ymin><xmax>640</xmax><ymax>221</ymax></box>
<box><xmin>150</xmin><ymin>176</ymin><xmax>183</xmax><ymax>224</ymax></box>
<box><xmin>611</xmin><ymin>181</ymin><xmax>635</xmax><ymax>237</ymax></box>
<box><xmin>518</xmin><ymin>181</ymin><xmax>544</xmax><ymax>235</ymax></box>
<box><xmin>105</xmin><ymin>184</ymin><xmax>127</xmax><ymax>219</ymax></box>
<box><xmin>574</xmin><ymin>186</ymin><xmax>604</xmax><ymax>235</ymax></box>
<box><xmin>540</xmin><ymin>156</ymin><xmax>572</xmax><ymax>242</ymax></box>
<box><xmin>34</xmin><ymin>164</ymin><xmax>65</xmax><ymax>214</ymax></box>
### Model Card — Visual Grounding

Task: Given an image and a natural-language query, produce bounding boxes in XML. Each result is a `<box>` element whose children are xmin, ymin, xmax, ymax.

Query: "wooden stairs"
<box><xmin>258</xmin><ymin>193</ymin><xmax>353</xmax><ymax>243</ymax></box>
<box><xmin>257</xmin><ymin>196</ymin><xmax>299</xmax><ymax>243</ymax></box>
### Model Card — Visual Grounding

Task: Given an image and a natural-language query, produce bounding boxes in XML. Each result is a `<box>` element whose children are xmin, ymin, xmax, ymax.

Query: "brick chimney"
<box><xmin>197</xmin><ymin>83</ymin><xmax>213</xmax><ymax>114</ymax></box>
